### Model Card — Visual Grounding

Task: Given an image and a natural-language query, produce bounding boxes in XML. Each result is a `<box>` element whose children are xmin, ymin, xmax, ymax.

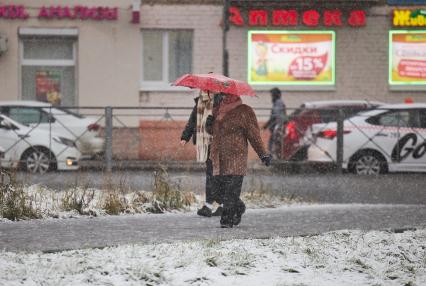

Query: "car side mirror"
<box><xmin>0</xmin><ymin>119</ymin><xmax>15</xmax><ymax>130</ymax></box>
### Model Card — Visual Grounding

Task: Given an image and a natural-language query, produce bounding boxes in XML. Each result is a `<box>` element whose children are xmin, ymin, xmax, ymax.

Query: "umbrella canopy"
<box><xmin>172</xmin><ymin>73</ymin><xmax>256</xmax><ymax>97</ymax></box>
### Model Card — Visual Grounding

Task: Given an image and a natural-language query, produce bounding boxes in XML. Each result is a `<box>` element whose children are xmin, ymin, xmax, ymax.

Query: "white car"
<box><xmin>307</xmin><ymin>103</ymin><xmax>426</xmax><ymax>175</ymax></box>
<box><xmin>0</xmin><ymin>101</ymin><xmax>104</xmax><ymax>158</ymax></box>
<box><xmin>0</xmin><ymin>114</ymin><xmax>80</xmax><ymax>173</ymax></box>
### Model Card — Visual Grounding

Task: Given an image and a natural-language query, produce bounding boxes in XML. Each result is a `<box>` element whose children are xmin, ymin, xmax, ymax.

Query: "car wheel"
<box><xmin>21</xmin><ymin>148</ymin><xmax>56</xmax><ymax>174</ymax></box>
<box><xmin>350</xmin><ymin>151</ymin><xmax>387</xmax><ymax>175</ymax></box>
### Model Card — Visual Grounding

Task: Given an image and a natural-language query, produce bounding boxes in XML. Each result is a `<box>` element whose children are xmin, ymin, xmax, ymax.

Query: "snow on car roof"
<box><xmin>0</xmin><ymin>100</ymin><xmax>52</xmax><ymax>107</ymax></box>
<box><xmin>352</xmin><ymin>103</ymin><xmax>426</xmax><ymax>118</ymax></box>
<box><xmin>378</xmin><ymin>103</ymin><xmax>426</xmax><ymax>109</ymax></box>
<box><xmin>302</xmin><ymin>100</ymin><xmax>384</xmax><ymax>108</ymax></box>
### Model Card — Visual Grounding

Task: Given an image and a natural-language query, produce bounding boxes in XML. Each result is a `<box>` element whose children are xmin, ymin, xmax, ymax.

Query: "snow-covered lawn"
<box><xmin>1</xmin><ymin>183</ymin><xmax>299</xmax><ymax>221</ymax></box>
<box><xmin>1</xmin><ymin>229</ymin><xmax>425</xmax><ymax>286</ymax></box>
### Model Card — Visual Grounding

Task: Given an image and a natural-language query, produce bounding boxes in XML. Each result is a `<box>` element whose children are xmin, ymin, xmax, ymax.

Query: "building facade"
<box><xmin>1</xmin><ymin>0</ymin><xmax>425</xmax><ymax>111</ymax></box>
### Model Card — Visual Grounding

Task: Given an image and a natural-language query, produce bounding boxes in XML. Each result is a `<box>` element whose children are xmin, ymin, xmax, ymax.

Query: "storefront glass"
<box><xmin>21</xmin><ymin>36</ymin><xmax>76</xmax><ymax>106</ymax></box>
<box><xmin>389</xmin><ymin>30</ymin><xmax>426</xmax><ymax>88</ymax></box>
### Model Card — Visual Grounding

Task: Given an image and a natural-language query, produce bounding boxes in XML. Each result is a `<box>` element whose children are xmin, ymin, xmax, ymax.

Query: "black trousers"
<box><xmin>215</xmin><ymin>176</ymin><xmax>244</xmax><ymax>214</ymax></box>
<box><xmin>205</xmin><ymin>159</ymin><xmax>223</xmax><ymax>205</ymax></box>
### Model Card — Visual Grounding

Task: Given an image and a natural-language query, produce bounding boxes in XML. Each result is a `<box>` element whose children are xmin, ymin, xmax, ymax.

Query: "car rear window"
<box><xmin>367</xmin><ymin>110</ymin><xmax>419</xmax><ymax>128</ymax></box>
<box><xmin>419</xmin><ymin>110</ymin><xmax>426</xmax><ymax>128</ymax></box>
<box><xmin>292</xmin><ymin>104</ymin><xmax>378</xmax><ymax>124</ymax></box>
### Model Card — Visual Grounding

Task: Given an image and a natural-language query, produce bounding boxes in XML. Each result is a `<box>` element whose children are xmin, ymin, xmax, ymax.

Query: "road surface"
<box><xmin>15</xmin><ymin>171</ymin><xmax>426</xmax><ymax>204</ymax></box>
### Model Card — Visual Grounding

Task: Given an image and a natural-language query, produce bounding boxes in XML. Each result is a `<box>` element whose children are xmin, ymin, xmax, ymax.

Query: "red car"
<box><xmin>281</xmin><ymin>100</ymin><xmax>384</xmax><ymax>161</ymax></box>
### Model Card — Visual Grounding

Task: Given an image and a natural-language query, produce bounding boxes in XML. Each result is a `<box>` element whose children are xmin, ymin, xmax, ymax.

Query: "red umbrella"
<box><xmin>172</xmin><ymin>73</ymin><xmax>256</xmax><ymax>97</ymax></box>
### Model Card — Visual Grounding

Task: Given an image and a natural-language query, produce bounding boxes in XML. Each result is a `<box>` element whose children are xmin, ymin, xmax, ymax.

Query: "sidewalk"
<box><xmin>1</xmin><ymin>204</ymin><xmax>425</xmax><ymax>253</ymax></box>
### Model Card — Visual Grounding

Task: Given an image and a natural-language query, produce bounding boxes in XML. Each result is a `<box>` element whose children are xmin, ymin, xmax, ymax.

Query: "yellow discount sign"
<box><xmin>248</xmin><ymin>31</ymin><xmax>335</xmax><ymax>86</ymax></box>
<box><xmin>389</xmin><ymin>30</ymin><xmax>426</xmax><ymax>86</ymax></box>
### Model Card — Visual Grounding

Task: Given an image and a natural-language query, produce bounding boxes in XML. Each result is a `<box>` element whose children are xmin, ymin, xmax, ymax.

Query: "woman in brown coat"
<box><xmin>209</xmin><ymin>94</ymin><xmax>272</xmax><ymax>228</ymax></box>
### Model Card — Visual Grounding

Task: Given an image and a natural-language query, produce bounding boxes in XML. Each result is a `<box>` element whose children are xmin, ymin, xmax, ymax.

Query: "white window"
<box><xmin>20</xmin><ymin>29</ymin><xmax>77</xmax><ymax>106</ymax></box>
<box><xmin>141</xmin><ymin>30</ymin><xmax>192</xmax><ymax>89</ymax></box>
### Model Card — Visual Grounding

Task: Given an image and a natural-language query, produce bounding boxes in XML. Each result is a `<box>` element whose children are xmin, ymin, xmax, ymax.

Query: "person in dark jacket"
<box><xmin>209</xmin><ymin>94</ymin><xmax>272</xmax><ymax>228</ymax></box>
<box><xmin>263</xmin><ymin>87</ymin><xmax>287</xmax><ymax>158</ymax></box>
<box><xmin>180</xmin><ymin>90</ymin><xmax>223</xmax><ymax>217</ymax></box>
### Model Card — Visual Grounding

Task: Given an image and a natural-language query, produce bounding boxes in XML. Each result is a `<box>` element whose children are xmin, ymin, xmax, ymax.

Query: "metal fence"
<box><xmin>0</xmin><ymin>105</ymin><xmax>424</xmax><ymax>175</ymax></box>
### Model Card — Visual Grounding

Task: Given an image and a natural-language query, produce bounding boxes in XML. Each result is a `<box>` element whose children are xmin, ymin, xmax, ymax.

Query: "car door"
<box><xmin>42</xmin><ymin>107</ymin><xmax>82</xmax><ymax>141</ymax></box>
<box><xmin>384</xmin><ymin>109</ymin><xmax>426</xmax><ymax>172</ymax></box>
<box><xmin>364</xmin><ymin>110</ymin><xmax>407</xmax><ymax>169</ymax></box>
<box><xmin>394</xmin><ymin>109</ymin><xmax>426</xmax><ymax>172</ymax></box>
<box><xmin>417</xmin><ymin>108</ymin><xmax>426</xmax><ymax>171</ymax></box>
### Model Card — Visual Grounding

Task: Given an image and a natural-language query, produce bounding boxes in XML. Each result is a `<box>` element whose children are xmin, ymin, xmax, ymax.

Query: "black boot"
<box><xmin>233</xmin><ymin>200</ymin><xmax>246</xmax><ymax>226</ymax></box>
<box><xmin>212</xmin><ymin>206</ymin><xmax>223</xmax><ymax>216</ymax></box>
<box><xmin>197</xmin><ymin>205</ymin><xmax>212</xmax><ymax>217</ymax></box>
<box><xmin>220</xmin><ymin>208</ymin><xmax>233</xmax><ymax>228</ymax></box>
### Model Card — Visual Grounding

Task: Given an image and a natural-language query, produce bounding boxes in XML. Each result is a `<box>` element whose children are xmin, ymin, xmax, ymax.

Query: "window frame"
<box><xmin>368</xmin><ymin>110</ymin><xmax>419</xmax><ymax>128</ymax></box>
<box><xmin>140</xmin><ymin>29</ymin><xmax>193</xmax><ymax>91</ymax></box>
<box><xmin>389</xmin><ymin>30</ymin><xmax>426</xmax><ymax>91</ymax></box>
<box><xmin>18</xmin><ymin>28</ymin><xmax>78</xmax><ymax>104</ymax></box>
<box><xmin>20</xmin><ymin>37</ymin><xmax>77</xmax><ymax>67</ymax></box>
<box><xmin>247</xmin><ymin>30</ymin><xmax>336</xmax><ymax>91</ymax></box>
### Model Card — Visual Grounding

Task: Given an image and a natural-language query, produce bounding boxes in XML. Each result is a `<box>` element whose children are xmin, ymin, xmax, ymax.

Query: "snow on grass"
<box><xmin>0</xmin><ymin>183</ymin><xmax>300</xmax><ymax>221</ymax></box>
<box><xmin>1</xmin><ymin>229</ymin><xmax>425</xmax><ymax>286</ymax></box>
<box><xmin>1</xmin><ymin>167</ymin><xmax>304</xmax><ymax>221</ymax></box>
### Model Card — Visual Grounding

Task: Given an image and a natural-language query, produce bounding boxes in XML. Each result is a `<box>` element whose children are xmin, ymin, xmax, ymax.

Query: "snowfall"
<box><xmin>0</xmin><ymin>228</ymin><xmax>425</xmax><ymax>286</ymax></box>
<box><xmin>1</xmin><ymin>182</ymin><xmax>425</xmax><ymax>285</ymax></box>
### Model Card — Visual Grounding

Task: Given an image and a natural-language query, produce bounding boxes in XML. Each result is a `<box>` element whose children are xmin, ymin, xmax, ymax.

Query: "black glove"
<box><xmin>206</xmin><ymin>115</ymin><xmax>214</xmax><ymax>127</ymax></box>
<box><xmin>261</xmin><ymin>154</ymin><xmax>272</xmax><ymax>167</ymax></box>
<box><xmin>205</xmin><ymin>115</ymin><xmax>214</xmax><ymax>134</ymax></box>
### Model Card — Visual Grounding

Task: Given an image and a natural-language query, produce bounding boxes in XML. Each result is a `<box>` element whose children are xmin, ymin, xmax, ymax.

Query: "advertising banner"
<box><xmin>36</xmin><ymin>70</ymin><xmax>62</xmax><ymax>105</ymax></box>
<box><xmin>389</xmin><ymin>31</ymin><xmax>426</xmax><ymax>85</ymax></box>
<box><xmin>248</xmin><ymin>31</ymin><xmax>335</xmax><ymax>85</ymax></box>
<box><xmin>388</xmin><ymin>0</ymin><xmax>426</xmax><ymax>5</ymax></box>
<box><xmin>393</xmin><ymin>9</ymin><xmax>426</xmax><ymax>27</ymax></box>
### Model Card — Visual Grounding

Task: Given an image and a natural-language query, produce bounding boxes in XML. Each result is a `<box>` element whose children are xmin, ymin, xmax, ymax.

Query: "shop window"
<box><xmin>20</xmin><ymin>36</ymin><xmax>76</xmax><ymax>106</ymax></box>
<box><xmin>141</xmin><ymin>30</ymin><xmax>192</xmax><ymax>88</ymax></box>
<box><xmin>389</xmin><ymin>31</ymin><xmax>426</xmax><ymax>90</ymax></box>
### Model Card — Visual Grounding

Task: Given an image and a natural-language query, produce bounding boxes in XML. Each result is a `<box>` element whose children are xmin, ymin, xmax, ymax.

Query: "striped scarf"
<box><xmin>196</xmin><ymin>91</ymin><xmax>213</xmax><ymax>162</ymax></box>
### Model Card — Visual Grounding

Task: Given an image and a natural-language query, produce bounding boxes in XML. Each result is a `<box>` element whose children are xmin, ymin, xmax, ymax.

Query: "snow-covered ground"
<box><xmin>1</xmin><ymin>184</ymin><xmax>299</xmax><ymax>221</ymax></box>
<box><xmin>1</xmin><ymin>229</ymin><xmax>424</xmax><ymax>286</ymax></box>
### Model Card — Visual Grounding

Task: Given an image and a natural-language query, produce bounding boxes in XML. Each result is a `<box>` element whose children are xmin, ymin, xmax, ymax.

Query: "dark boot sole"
<box><xmin>197</xmin><ymin>212</ymin><xmax>212</xmax><ymax>217</ymax></box>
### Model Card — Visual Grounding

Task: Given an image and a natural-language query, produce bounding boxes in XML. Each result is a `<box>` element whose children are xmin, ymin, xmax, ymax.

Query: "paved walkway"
<box><xmin>1</xmin><ymin>204</ymin><xmax>425</xmax><ymax>253</ymax></box>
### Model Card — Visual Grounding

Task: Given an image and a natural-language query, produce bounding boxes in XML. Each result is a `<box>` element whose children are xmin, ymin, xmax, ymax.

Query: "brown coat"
<box><xmin>211</xmin><ymin>104</ymin><xmax>267</xmax><ymax>176</ymax></box>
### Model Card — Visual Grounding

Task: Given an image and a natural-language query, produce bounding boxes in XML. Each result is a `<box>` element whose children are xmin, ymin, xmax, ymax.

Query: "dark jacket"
<box><xmin>264</xmin><ymin>97</ymin><xmax>287</xmax><ymax>131</ymax></box>
<box><xmin>180</xmin><ymin>94</ymin><xmax>223</xmax><ymax>145</ymax></box>
<box><xmin>210</xmin><ymin>104</ymin><xmax>267</xmax><ymax>176</ymax></box>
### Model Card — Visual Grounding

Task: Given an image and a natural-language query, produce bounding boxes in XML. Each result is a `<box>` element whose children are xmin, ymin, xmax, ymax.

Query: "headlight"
<box><xmin>53</xmin><ymin>137</ymin><xmax>76</xmax><ymax>147</ymax></box>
